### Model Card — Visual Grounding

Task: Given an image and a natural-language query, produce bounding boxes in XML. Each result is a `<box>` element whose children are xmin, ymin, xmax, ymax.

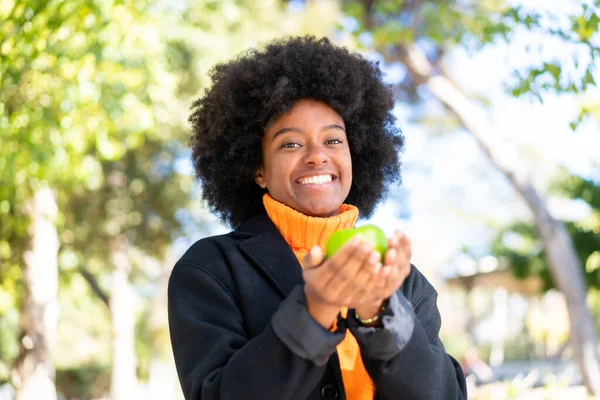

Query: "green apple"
<box><xmin>325</xmin><ymin>224</ymin><xmax>388</xmax><ymax>259</ymax></box>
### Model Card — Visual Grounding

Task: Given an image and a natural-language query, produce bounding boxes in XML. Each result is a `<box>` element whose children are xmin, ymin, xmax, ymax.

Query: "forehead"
<box><xmin>265</xmin><ymin>99</ymin><xmax>344</xmax><ymax>131</ymax></box>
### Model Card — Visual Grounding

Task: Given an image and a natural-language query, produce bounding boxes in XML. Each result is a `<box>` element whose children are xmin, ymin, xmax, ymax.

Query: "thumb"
<box><xmin>303</xmin><ymin>246</ymin><xmax>324</xmax><ymax>269</ymax></box>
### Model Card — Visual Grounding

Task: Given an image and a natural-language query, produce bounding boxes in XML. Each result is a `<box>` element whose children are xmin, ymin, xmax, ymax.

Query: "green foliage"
<box><xmin>491</xmin><ymin>221</ymin><xmax>553</xmax><ymax>291</ymax></box>
<box><xmin>0</xmin><ymin>0</ymin><xmax>168</xmax><ymax>278</ymax></box>
<box><xmin>0</xmin><ymin>0</ymin><xmax>347</xmax><ymax>396</ymax></box>
<box><xmin>495</xmin><ymin>3</ymin><xmax>599</xmax><ymax>128</ymax></box>
<box><xmin>0</xmin><ymin>5</ymin><xmax>202</xmax><ymax>397</ymax></box>
<box><xmin>491</xmin><ymin>171</ymin><xmax>600</xmax><ymax>292</ymax></box>
<box><xmin>0</xmin><ymin>306</ymin><xmax>19</xmax><ymax>383</ymax></box>
<box><xmin>343</xmin><ymin>0</ymin><xmax>516</xmax><ymax>49</ymax></box>
<box><xmin>551</xmin><ymin>171</ymin><xmax>600</xmax><ymax>285</ymax></box>
<box><xmin>340</xmin><ymin>0</ymin><xmax>530</xmax><ymax>105</ymax></box>
<box><xmin>550</xmin><ymin>170</ymin><xmax>600</xmax><ymax>209</ymax></box>
<box><xmin>341</xmin><ymin>0</ymin><xmax>599</xmax><ymax>126</ymax></box>
<box><xmin>58</xmin><ymin>141</ymin><xmax>190</xmax><ymax>276</ymax></box>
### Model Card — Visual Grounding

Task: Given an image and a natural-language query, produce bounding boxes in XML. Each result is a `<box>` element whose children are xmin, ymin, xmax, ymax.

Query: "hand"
<box><xmin>302</xmin><ymin>236</ymin><xmax>382</xmax><ymax>327</ymax></box>
<box><xmin>354</xmin><ymin>230</ymin><xmax>412</xmax><ymax>319</ymax></box>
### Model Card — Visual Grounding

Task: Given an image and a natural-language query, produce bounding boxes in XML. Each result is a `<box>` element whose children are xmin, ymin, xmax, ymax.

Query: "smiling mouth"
<box><xmin>297</xmin><ymin>174</ymin><xmax>335</xmax><ymax>185</ymax></box>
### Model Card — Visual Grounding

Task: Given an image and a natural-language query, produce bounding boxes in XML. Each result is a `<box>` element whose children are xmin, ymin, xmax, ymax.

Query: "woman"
<box><xmin>168</xmin><ymin>36</ymin><xmax>467</xmax><ymax>400</ymax></box>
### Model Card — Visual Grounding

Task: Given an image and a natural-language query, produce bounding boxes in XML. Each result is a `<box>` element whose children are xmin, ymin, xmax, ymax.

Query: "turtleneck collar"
<box><xmin>262</xmin><ymin>193</ymin><xmax>359</xmax><ymax>263</ymax></box>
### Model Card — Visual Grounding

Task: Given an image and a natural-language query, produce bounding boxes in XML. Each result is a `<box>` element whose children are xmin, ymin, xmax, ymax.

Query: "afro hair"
<box><xmin>189</xmin><ymin>36</ymin><xmax>404</xmax><ymax>228</ymax></box>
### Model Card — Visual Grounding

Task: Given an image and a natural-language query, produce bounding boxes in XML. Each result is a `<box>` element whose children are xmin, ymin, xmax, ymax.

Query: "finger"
<box><xmin>388</xmin><ymin>230</ymin><xmax>400</xmax><ymax>249</ymax></box>
<box><xmin>392</xmin><ymin>234</ymin><xmax>411</xmax><ymax>285</ymax></box>
<box><xmin>349</xmin><ymin>259</ymin><xmax>383</xmax><ymax>299</ymax></box>
<box><xmin>338</xmin><ymin>250</ymin><xmax>381</xmax><ymax>304</ymax></box>
<box><xmin>351</xmin><ymin>252</ymin><xmax>382</xmax><ymax>297</ymax></box>
<box><xmin>322</xmin><ymin>237</ymin><xmax>372</xmax><ymax>298</ymax></box>
<box><xmin>303</xmin><ymin>245</ymin><xmax>325</xmax><ymax>270</ymax></box>
<box><xmin>381</xmin><ymin>264</ymin><xmax>401</xmax><ymax>298</ymax></box>
<box><xmin>400</xmin><ymin>233</ymin><xmax>412</xmax><ymax>261</ymax></box>
<box><xmin>371</xmin><ymin>265</ymin><xmax>392</xmax><ymax>291</ymax></box>
<box><xmin>301</xmin><ymin>247</ymin><xmax>327</xmax><ymax>296</ymax></box>
<box><xmin>310</xmin><ymin>235</ymin><xmax>361</xmax><ymax>285</ymax></box>
<box><xmin>384</xmin><ymin>247</ymin><xmax>397</xmax><ymax>267</ymax></box>
<box><xmin>326</xmin><ymin>235</ymin><xmax>363</xmax><ymax>268</ymax></box>
<box><xmin>355</xmin><ymin>250</ymin><xmax>381</xmax><ymax>284</ymax></box>
<box><xmin>398</xmin><ymin>260</ymin><xmax>412</xmax><ymax>282</ymax></box>
<box><xmin>382</xmin><ymin>260</ymin><xmax>412</xmax><ymax>298</ymax></box>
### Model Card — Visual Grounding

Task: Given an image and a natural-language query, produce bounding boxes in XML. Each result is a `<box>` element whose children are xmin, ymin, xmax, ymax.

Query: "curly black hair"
<box><xmin>190</xmin><ymin>36</ymin><xmax>404</xmax><ymax>228</ymax></box>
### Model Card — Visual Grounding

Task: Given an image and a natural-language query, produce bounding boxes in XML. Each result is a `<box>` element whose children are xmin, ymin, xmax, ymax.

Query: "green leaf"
<box><xmin>544</xmin><ymin>62</ymin><xmax>561</xmax><ymax>82</ymax></box>
<box><xmin>584</xmin><ymin>68</ymin><xmax>596</xmax><ymax>86</ymax></box>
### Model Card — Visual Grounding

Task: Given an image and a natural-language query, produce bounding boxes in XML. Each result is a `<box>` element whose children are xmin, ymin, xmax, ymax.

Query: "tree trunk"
<box><xmin>109</xmin><ymin>235</ymin><xmax>138</xmax><ymax>400</ymax></box>
<box><xmin>145</xmin><ymin>253</ymin><xmax>180</xmax><ymax>400</ymax></box>
<box><xmin>396</xmin><ymin>43</ymin><xmax>600</xmax><ymax>395</ymax></box>
<box><xmin>13</xmin><ymin>187</ymin><xmax>59</xmax><ymax>400</ymax></box>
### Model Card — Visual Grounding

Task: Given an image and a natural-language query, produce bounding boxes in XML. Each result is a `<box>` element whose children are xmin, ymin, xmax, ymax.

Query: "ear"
<box><xmin>254</xmin><ymin>167</ymin><xmax>267</xmax><ymax>189</ymax></box>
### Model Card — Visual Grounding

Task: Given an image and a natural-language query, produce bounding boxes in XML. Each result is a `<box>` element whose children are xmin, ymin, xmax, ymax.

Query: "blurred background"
<box><xmin>1</xmin><ymin>0</ymin><xmax>599</xmax><ymax>399</ymax></box>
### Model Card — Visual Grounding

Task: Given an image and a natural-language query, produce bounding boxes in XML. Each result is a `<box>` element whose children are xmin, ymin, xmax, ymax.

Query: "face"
<box><xmin>255</xmin><ymin>99</ymin><xmax>353</xmax><ymax>217</ymax></box>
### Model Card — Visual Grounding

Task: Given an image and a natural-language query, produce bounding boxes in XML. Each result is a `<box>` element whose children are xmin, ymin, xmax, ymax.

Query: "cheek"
<box><xmin>343</xmin><ymin>154</ymin><xmax>353</xmax><ymax>181</ymax></box>
<box><xmin>265</xmin><ymin>156</ymin><xmax>293</xmax><ymax>188</ymax></box>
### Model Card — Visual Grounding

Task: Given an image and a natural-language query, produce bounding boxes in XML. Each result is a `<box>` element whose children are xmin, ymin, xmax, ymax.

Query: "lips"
<box><xmin>296</xmin><ymin>174</ymin><xmax>335</xmax><ymax>185</ymax></box>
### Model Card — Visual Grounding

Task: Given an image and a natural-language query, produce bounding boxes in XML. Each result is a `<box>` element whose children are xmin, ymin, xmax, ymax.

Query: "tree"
<box><xmin>2</xmin><ymin>1</ymin><xmax>346</xmax><ymax>397</ymax></box>
<box><xmin>339</xmin><ymin>0</ymin><xmax>600</xmax><ymax>394</ymax></box>
<box><xmin>60</xmin><ymin>140</ymin><xmax>192</xmax><ymax>399</ymax></box>
<box><xmin>0</xmin><ymin>0</ymin><xmax>186</xmax><ymax>397</ymax></box>
<box><xmin>492</xmin><ymin>171</ymin><xmax>600</xmax><ymax>294</ymax></box>
<box><xmin>0</xmin><ymin>1</ymin><xmax>102</xmax><ymax>397</ymax></box>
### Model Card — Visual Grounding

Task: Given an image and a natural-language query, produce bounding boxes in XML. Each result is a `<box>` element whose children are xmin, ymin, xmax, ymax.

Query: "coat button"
<box><xmin>321</xmin><ymin>383</ymin><xmax>339</xmax><ymax>400</ymax></box>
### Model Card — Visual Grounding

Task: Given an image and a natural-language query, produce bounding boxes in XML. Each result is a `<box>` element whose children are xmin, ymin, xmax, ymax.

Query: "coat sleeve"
<box><xmin>347</xmin><ymin>267</ymin><xmax>467</xmax><ymax>400</ymax></box>
<box><xmin>168</xmin><ymin>262</ymin><xmax>345</xmax><ymax>400</ymax></box>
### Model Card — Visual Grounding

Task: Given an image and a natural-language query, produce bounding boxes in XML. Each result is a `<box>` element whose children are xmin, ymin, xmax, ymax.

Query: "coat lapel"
<box><xmin>236</xmin><ymin>214</ymin><xmax>304</xmax><ymax>299</ymax></box>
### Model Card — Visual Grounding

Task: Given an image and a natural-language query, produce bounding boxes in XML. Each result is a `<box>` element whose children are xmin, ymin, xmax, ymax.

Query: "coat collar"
<box><xmin>234</xmin><ymin>213</ymin><xmax>304</xmax><ymax>299</ymax></box>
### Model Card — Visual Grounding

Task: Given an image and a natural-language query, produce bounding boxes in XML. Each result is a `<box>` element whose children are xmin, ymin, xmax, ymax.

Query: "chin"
<box><xmin>303</xmin><ymin>206</ymin><xmax>340</xmax><ymax>218</ymax></box>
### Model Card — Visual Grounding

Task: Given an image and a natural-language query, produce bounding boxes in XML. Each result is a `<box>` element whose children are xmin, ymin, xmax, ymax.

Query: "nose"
<box><xmin>303</xmin><ymin>143</ymin><xmax>329</xmax><ymax>165</ymax></box>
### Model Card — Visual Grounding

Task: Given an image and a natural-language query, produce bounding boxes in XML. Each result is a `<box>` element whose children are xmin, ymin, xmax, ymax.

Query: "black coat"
<box><xmin>168</xmin><ymin>214</ymin><xmax>467</xmax><ymax>400</ymax></box>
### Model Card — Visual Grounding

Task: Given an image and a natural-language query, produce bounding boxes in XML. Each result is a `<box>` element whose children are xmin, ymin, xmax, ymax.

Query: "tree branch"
<box><xmin>394</xmin><ymin>42</ymin><xmax>600</xmax><ymax>395</ymax></box>
<box><xmin>78</xmin><ymin>266</ymin><xmax>110</xmax><ymax>308</ymax></box>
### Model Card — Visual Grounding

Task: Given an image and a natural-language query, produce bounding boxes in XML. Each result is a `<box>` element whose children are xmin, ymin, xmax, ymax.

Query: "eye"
<box><xmin>325</xmin><ymin>138</ymin><xmax>343</xmax><ymax>145</ymax></box>
<box><xmin>280</xmin><ymin>141</ymin><xmax>300</xmax><ymax>149</ymax></box>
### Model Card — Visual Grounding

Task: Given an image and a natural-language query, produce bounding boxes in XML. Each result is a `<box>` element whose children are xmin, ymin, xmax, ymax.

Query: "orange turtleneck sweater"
<box><xmin>263</xmin><ymin>194</ymin><xmax>375</xmax><ymax>400</ymax></box>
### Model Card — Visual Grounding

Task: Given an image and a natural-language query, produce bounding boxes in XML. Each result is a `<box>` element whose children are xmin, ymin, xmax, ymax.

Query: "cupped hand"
<box><xmin>301</xmin><ymin>230</ymin><xmax>412</xmax><ymax>327</ymax></box>
<box><xmin>354</xmin><ymin>229</ymin><xmax>412</xmax><ymax>320</ymax></box>
<box><xmin>302</xmin><ymin>235</ymin><xmax>382</xmax><ymax>308</ymax></box>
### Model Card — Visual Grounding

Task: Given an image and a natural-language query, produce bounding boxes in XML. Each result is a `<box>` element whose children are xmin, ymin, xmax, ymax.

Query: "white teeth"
<box><xmin>299</xmin><ymin>175</ymin><xmax>333</xmax><ymax>185</ymax></box>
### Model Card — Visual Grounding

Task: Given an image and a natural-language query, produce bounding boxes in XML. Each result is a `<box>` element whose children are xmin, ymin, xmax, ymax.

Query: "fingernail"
<box><xmin>387</xmin><ymin>248</ymin><xmax>396</xmax><ymax>262</ymax></box>
<box><xmin>351</xmin><ymin>235</ymin><xmax>363</xmax><ymax>245</ymax></box>
<box><xmin>382</xmin><ymin>266</ymin><xmax>392</xmax><ymax>277</ymax></box>
<box><xmin>372</xmin><ymin>262</ymin><xmax>382</xmax><ymax>275</ymax></box>
<box><xmin>369</xmin><ymin>252</ymin><xmax>380</xmax><ymax>264</ymax></box>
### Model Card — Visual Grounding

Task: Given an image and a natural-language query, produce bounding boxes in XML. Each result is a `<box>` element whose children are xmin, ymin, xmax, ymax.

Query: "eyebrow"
<box><xmin>271</xmin><ymin>124</ymin><xmax>346</xmax><ymax>141</ymax></box>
